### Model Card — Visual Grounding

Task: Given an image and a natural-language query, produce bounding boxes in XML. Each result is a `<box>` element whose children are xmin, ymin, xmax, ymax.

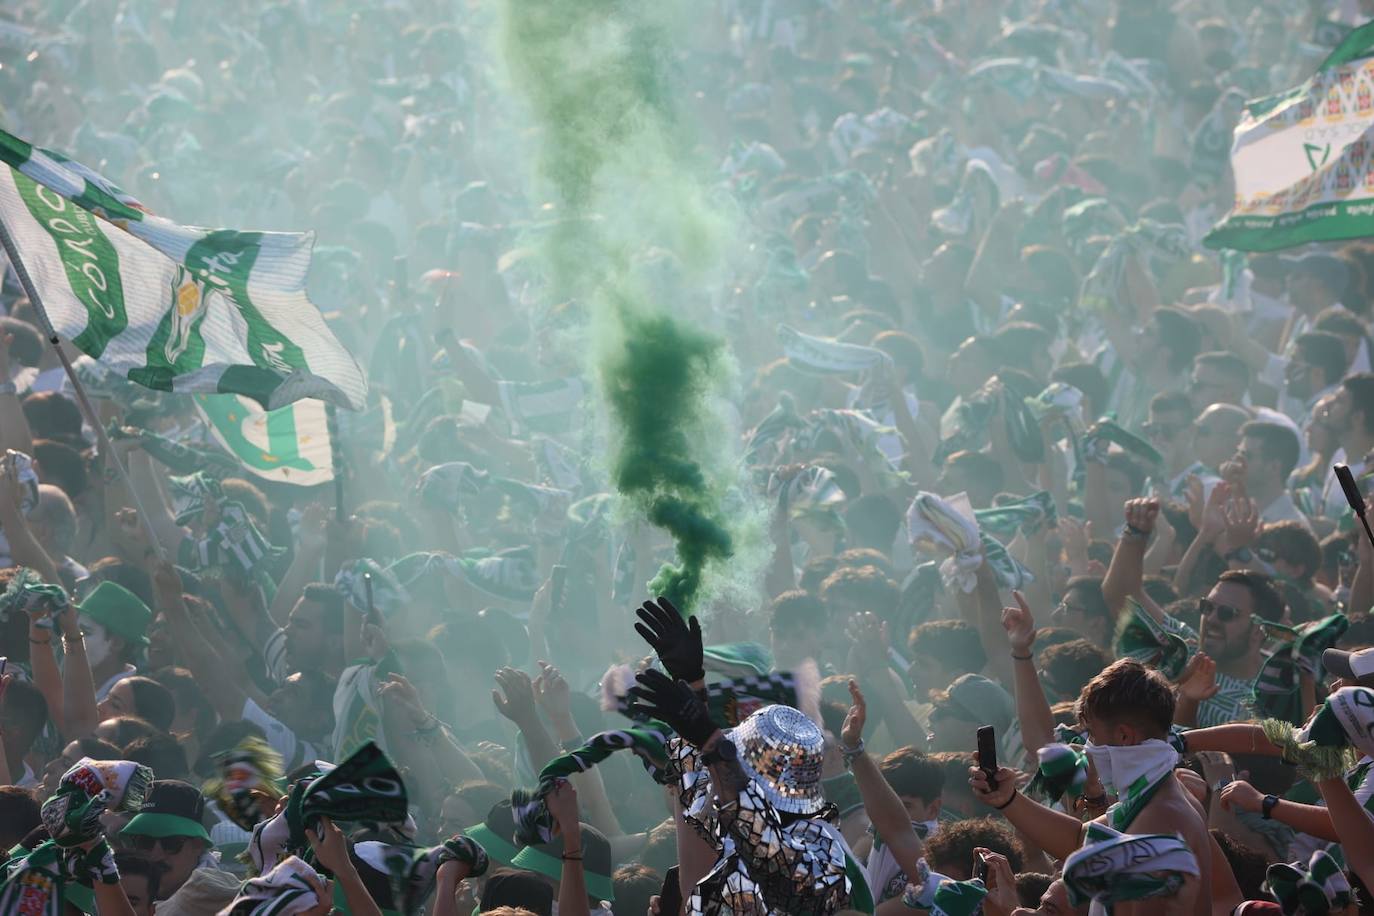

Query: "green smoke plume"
<box><xmin>500</xmin><ymin>0</ymin><xmax>743</xmax><ymax>612</ymax></box>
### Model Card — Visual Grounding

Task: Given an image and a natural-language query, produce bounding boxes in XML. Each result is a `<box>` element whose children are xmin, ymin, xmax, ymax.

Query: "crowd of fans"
<box><xmin>7</xmin><ymin>0</ymin><xmax>1374</xmax><ymax>913</ymax></box>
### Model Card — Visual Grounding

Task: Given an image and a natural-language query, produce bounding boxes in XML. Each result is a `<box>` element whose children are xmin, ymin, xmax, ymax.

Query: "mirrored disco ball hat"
<box><xmin>726</xmin><ymin>705</ymin><xmax>826</xmax><ymax>815</ymax></box>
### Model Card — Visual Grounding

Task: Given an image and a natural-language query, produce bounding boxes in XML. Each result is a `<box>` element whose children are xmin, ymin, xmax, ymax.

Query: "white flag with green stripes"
<box><xmin>193</xmin><ymin>393</ymin><xmax>334</xmax><ymax>486</ymax></box>
<box><xmin>0</xmin><ymin>127</ymin><xmax>366</xmax><ymax>409</ymax></box>
<box><xmin>1205</xmin><ymin>22</ymin><xmax>1374</xmax><ymax>252</ymax></box>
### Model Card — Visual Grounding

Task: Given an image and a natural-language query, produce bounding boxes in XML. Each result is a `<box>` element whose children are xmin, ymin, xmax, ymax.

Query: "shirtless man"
<box><xmin>968</xmin><ymin>659</ymin><xmax>1212</xmax><ymax>916</ymax></box>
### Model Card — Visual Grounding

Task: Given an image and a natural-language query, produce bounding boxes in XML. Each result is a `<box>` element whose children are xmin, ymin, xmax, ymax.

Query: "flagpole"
<box><xmin>0</xmin><ymin>214</ymin><xmax>164</xmax><ymax>558</ymax></box>
<box><xmin>326</xmin><ymin>402</ymin><xmax>345</xmax><ymax>522</ymax></box>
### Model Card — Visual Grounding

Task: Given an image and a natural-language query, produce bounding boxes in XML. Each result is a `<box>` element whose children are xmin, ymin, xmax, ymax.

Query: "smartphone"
<box><xmin>362</xmin><ymin>572</ymin><xmax>381</xmax><ymax>628</ymax></box>
<box><xmin>550</xmin><ymin>565</ymin><xmax>568</xmax><ymax>616</ymax></box>
<box><xmin>0</xmin><ymin>658</ymin><xmax>9</xmax><ymax>704</ymax></box>
<box><xmin>973</xmin><ymin>851</ymin><xmax>988</xmax><ymax>882</ymax></box>
<box><xmin>977</xmin><ymin>725</ymin><xmax>998</xmax><ymax>791</ymax></box>
<box><xmin>659</xmin><ymin>866</ymin><xmax>682</xmax><ymax>916</ymax></box>
<box><xmin>393</xmin><ymin>255</ymin><xmax>409</xmax><ymax>301</ymax></box>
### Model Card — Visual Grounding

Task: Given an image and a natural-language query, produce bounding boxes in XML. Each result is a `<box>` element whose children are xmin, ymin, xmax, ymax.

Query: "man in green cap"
<box><xmin>119</xmin><ymin>780</ymin><xmax>234</xmax><ymax>907</ymax></box>
<box><xmin>76</xmin><ymin>581</ymin><xmax>152</xmax><ymax>702</ymax></box>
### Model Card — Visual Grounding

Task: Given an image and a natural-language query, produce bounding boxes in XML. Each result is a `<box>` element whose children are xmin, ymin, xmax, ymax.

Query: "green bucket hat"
<box><xmin>509</xmin><ymin>824</ymin><xmax>614</xmax><ymax>902</ymax></box>
<box><xmin>462</xmin><ymin>799</ymin><xmax>521</xmax><ymax>868</ymax></box>
<box><xmin>77</xmin><ymin>581</ymin><xmax>152</xmax><ymax>647</ymax></box>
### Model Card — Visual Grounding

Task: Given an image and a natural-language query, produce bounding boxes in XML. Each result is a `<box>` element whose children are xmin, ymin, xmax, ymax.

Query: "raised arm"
<box><xmin>0</xmin><ymin>332</ymin><xmax>34</xmax><ymax>456</ymax></box>
<box><xmin>1317</xmin><ymin>776</ymin><xmax>1374</xmax><ymax>890</ymax></box>
<box><xmin>1102</xmin><ymin>498</ymin><xmax>1156</xmax><ymax>617</ymax></box>
<box><xmin>1003</xmin><ymin>592</ymin><xmax>1055</xmax><ymax>761</ymax></box>
<box><xmin>270</xmin><ymin>504</ymin><xmax>327</xmax><ymax>630</ymax></box>
<box><xmin>548</xmin><ymin>781</ymin><xmax>591</xmax><ymax>916</ymax></box>
<box><xmin>842</xmin><ymin>681</ymin><xmax>926</xmax><ymax>883</ymax></box>
<box><xmin>492</xmin><ymin>667</ymin><xmax>560</xmax><ymax>774</ymax></box>
<box><xmin>970</xmin><ymin>764</ymin><xmax>1085</xmax><ymax>860</ymax></box>
<box><xmin>534</xmin><ymin>661</ymin><xmax>623</xmax><ymax>837</ymax></box>
<box><xmin>57</xmin><ymin>589</ymin><xmax>99</xmax><ymax>738</ymax></box>
<box><xmin>846</xmin><ymin>612</ymin><xmax>926</xmax><ymax>751</ymax></box>
<box><xmin>0</xmin><ymin>452</ymin><xmax>60</xmax><ymax>585</ymax></box>
<box><xmin>152</xmin><ymin>561</ymin><xmax>254</xmax><ymax>722</ymax></box>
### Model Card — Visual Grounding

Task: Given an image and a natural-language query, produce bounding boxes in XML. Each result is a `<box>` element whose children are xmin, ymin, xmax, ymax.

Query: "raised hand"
<box><xmin>968</xmin><ymin>763</ymin><xmax>1019</xmax><ymax>810</ymax></box>
<box><xmin>1222</xmin><ymin>497</ymin><xmax>1261</xmax><ymax>551</ymax></box>
<box><xmin>305</xmin><ymin>815</ymin><xmax>353</xmax><ymax>875</ymax></box>
<box><xmin>1123</xmin><ymin>497</ymin><xmax>1159</xmax><ymax>535</ymax></box>
<box><xmin>546</xmin><ymin>779</ymin><xmax>581</xmax><ymax>837</ymax></box>
<box><xmin>840</xmin><ymin>679</ymin><xmax>866</xmax><ymax>749</ymax></box>
<box><xmin>627</xmin><ymin>668</ymin><xmax>717</xmax><ymax>747</ymax></box>
<box><xmin>846</xmin><ymin>611</ymin><xmax>889</xmax><ymax>668</ymax></box>
<box><xmin>1176</xmin><ymin>653</ymin><xmax>1220</xmax><ymax>703</ymax></box>
<box><xmin>633</xmin><ymin>597</ymin><xmax>704</xmax><ymax>684</ymax></box>
<box><xmin>533</xmin><ymin>660</ymin><xmax>573</xmax><ymax>724</ymax></box>
<box><xmin>491</xmin><ymin>667</ymin><xmax>539</xmax><ymax>728</ymax></box>
<box><xmin>1001</xmin><ymin>590</ymin><xmax>1036</xmax><ymax>656</ymax></box>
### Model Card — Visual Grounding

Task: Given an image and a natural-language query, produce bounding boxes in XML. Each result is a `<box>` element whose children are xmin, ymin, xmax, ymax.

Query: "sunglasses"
<box><xmin>1051</xmin><ymin>601</ymin><xmax>1090</xmax><ymax>621</ymax></box>
<box><xmin>123</xmin><ymin>835</ymin><xmax>190</xmax><ymax>854</ymax></box>
<box><xmin>1198</xmin><ymin>598</ymin><xmax>1249</xmax><ymax>623</ymax></box>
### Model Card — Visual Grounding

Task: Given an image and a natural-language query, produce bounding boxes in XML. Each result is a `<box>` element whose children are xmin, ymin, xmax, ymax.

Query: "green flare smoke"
<box><xmin>501</xmin><ymin>0</ymin><xmax>740</xmax><ymax>612</ymax></box>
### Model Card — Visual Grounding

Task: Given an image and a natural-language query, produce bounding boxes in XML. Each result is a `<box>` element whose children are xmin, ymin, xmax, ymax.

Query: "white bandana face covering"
<box><xmin>1082</xmin><ymin>739</ymin><xmax>1178</xmax><ymax>798</ymax></box>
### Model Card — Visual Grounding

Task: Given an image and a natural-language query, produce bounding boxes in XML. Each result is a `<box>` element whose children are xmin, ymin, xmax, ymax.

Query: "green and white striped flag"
<box><xmin>0</xmin><ymin>128</ymin><xmax>366</xmax><ymax>409</ymax></box>
<box><xmin>1205</xmin><ymin>22</ymin><xmax>1374</xmax><ymax>251</ymax></box>
<box><xmin>193</xmin><ymin>393</ymin><xmax>334</xmax><ymax>486</ymax></box>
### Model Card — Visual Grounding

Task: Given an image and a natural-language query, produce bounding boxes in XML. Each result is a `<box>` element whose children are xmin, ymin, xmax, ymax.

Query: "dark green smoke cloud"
<box><xmin>501</xmin><ymin>0</ymin><xmax>739</xmax><ymax>612</ymax></box>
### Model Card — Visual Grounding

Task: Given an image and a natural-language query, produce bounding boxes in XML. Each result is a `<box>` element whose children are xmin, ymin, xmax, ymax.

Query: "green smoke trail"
<box><xmin>500</xmin><ymin>0</ymin><xmax>742</xmax><ymax>612</ymax></box>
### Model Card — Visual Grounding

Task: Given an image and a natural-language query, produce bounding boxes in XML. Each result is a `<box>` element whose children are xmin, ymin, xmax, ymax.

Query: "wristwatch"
<box><xmin>701</xmin><ymin>737</ymin><xmax>738</xmax><ymax>767</ymax></box>
<box><xmin>1262</xmin><ymin>794</ymin><xmax>1280</xmax><ymax>820</ymax></box>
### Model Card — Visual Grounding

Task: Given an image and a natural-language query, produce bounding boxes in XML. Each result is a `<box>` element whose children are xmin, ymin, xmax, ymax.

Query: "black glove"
<box><xmin>633</xmin><ymin>597</ymin><xmax>704</xmax><ymax>684</ymax></box>
<box><xmin>627</xmin><ymin>669</ymin><xmax>717</xmax><ymax>747</ymax></box>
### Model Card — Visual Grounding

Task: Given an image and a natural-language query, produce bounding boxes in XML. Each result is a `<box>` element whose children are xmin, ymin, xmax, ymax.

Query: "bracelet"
<box><xmin>994</xmin><ymin>789</ymin><xmax>1017</xmax><ymax>810</ymax></box>
<box><xmin>839</xmin><ymin>738</ymin><xmax>865</xmax><ymax>765</ymax></box>
<box><xmin>1011</xmin><ymin>652</ymin><xmax>1033</xmax><ymax>661</ymax></box>
<box><xmin>1124</xmin><ymin>524</ymin><xmax>1150</xmax><ymax>539</ymax></box>
<box><xmin>29</xmin><ymin>637</ymin><xmax>51</xmax><ymax>645</ymax></box>
<box><xmin>560</xmin><ymin>850</ymin><xmax>584</xmax><ymax>861</ymax></box>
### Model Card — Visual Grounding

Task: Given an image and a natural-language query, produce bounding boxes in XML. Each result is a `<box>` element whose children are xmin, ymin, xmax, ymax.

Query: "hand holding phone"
<box><xmin>977</xmin><ymin>725</ymin><xmax>998</xmax><ymax>791</ymax></box>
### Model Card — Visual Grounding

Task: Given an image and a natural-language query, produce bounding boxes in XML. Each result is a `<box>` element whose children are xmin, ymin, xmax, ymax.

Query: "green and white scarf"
<box><xmin>225</xmin><ymin>856</ymin><xmax>326</xmax><ymax>915</ymax></box>
<box><xmin>109</xmin><ymin>422</ymin><xmax>239</xmax><ymax>478</ymax></box>
<box><xmin>1081</xmin><ymin>419</ymin><xmax>1164</xmax><ymax>469</ymax></box>
<box><xmin>178</xmin><ymin>501</ymin><xmax>283</xmax><ymax>577</ymax></box>
<box><xmin>1063</xmin><ymin>823</ymin><xmax>1199</xmax><ymax>916</ymax></box>
<box><xmin>40</xmin><ymin>758</ymin><xmax>153</xmax><ymax>846</ymax></box>
<box><xmin>778</xmin><ymin>323</ymin><xmax>892</xmax><ymax>376</ymax></box>
<box><xmin>0</xmin><ymin>759</ymin><xmax>152</xmax><ymax>916</ymax></box>
<box><xmin>930</xmin><ymin>878</ymin><xmax>988</xmax><ymax>916</ymax></box>
<box><xmin>0</xmin><ymin>567</ymin><xmax>69</xmax><ymax>624</ymax></box>
<box><xmin>1115</xmin><ymin>598</ymin><xmax>1193</xmax><ymax>680</ymax></box>
<box><xmin>349</xmin><ymin>836</ymin><xmax>490</xmax><ymax>915</ymax></box>
<box><xmin>1265</xmin><ymin>849</ymin><xmax>1353</xmax><ymax>916</ymax></box>
<box><xmin>907</xmin><ymin>491</ymin><xmax>982</xmax><ymax>593</ymax></box>
<box><xmin>1027</xmin><ymin>742</ymin><xmax>1089</xmax><ymax>805</ymax></box>
<box><xmin>167</xmin><ymin>470</ymin><xmax>223</xmax><ymax>524</ymax></box>
<box><xmin>974</xmin><ymin>490</ymin><xmax>1057</xmax><ymax>538</ymax></box>
<box><xmin>1253</xmin><ymin>614</ymin><xmax>1349</xmax><ymax>725</ymax></box>
<box><xmin>248</xmin><ymin>743</ymin><xmax>409</xmax><ymax>873</ymax></box>
<box><xmin>333</xmin><ymin>559</ymin><xmax>408</xmax><ymax>618</ymax></box>
<box><xmin>510</xmin><ymin>724</ymin><xmax>671</xmax><ymax>845</ymax></box>
<box><xmin>1082</xmin><ymin>740</ymin><xmax>1179</xmax><ymax>830</ymax></box>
